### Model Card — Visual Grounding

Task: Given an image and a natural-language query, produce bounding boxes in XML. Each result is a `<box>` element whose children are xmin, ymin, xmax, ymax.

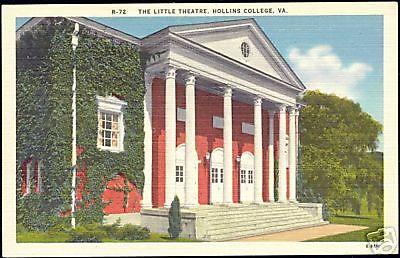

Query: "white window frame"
<box><xmin>37</xmin><ymin>160</ymin><xmax>43</xmax><ymax>193</ymax></box>
<box><xmin>25</xmin><ymin>160</ymin><xmax>33</xmax><ymax>194</ymax></box>
<box><xmin>96</xmin><ymin>96</ymin><xmax>127</xmax><ymax>153</ymax></box>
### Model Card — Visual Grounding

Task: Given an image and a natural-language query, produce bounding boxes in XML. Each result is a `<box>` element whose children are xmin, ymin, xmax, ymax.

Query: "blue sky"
<box><xmin>16</xmin><ymin>16</ymin><xmax>384</xmax><ymax>150</ymax></box>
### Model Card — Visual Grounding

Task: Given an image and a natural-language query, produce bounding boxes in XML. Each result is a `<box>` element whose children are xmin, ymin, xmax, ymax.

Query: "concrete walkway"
<box><xmin>230</xmin><ymin>224</ymin><xmax>368</xmax><ymax>242</ymax></box>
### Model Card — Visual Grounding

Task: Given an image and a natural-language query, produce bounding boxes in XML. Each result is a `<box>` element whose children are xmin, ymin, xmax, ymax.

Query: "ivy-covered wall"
<box><xmin>16</xmin><ymin>18</ymin><xmax>145</xmax><ymax>229</ymax></box>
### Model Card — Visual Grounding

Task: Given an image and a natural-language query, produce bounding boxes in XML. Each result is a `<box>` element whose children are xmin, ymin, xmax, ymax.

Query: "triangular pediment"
<box><xmin>170</xmin><ymin>19</ymin><xmax>305</xmax><ymax>90</ymax></box>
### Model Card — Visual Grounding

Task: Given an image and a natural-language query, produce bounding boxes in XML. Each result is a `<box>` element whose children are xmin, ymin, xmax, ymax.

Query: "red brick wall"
<box><xmin>152</xmin><ymin>78</ymin><xmax>276</xmax><ymax>207</ymax></box>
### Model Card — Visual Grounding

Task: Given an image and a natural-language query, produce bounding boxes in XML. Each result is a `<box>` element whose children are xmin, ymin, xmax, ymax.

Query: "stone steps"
<box><xmin>209</xmin><ymin>220</ymin><xmax>328</xmax><ymax>241</ymax></box>
<box><xmin>196</xmin><ymin>204</ymin><xmax>327</xmax><ymax>241</ymax></box>
<box><xmin>207</xmin><ymin>216</ymin><xmax>321</xmax><ymax>235</ymax></box>
<box><xmin>205</xmin><ymin>211</ymin><xmax>315</xmax><ymax>228</ymax></box>
<box><xmin>199</xmin><ymin>207</ymin><xmax>308</xmax><ymax>219</ymax></box>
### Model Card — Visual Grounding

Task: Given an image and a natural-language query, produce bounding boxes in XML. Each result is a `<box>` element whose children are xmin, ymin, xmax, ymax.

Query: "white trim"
<box><xmin>37</xmin><ymin>160</ymin><xmax>43</xmax><ymax>193</ymax></box>
<box><xmin>26</xmin><ymin>160</ymin><xmax>33</xmax><ymax>194</ymax></box>
<box><xmin>142</xmin><ymin>72</ymin><xmax>154</xmax><ymax>209</ymax></box>
<box><xmin>96</xmin><ymin>95</ymin><xmax>127</xmax><ymax>153</ymax></box>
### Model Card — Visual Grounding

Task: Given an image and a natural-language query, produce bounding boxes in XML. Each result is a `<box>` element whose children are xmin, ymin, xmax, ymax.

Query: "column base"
<box><xmin>141</xmin><ymin>204</ymin><xmax>153</xmax><ymax>209</ymax></box>
<box><xmin>278</xmin><ymin>199</ymin><xmax>288</xmax><ymax>203</ymax></box>
<box><xmin>183</xmin><ymin>203</ymin><xmax>198</xmax><ymax>209</ymax></box>
<box><xmin>253</xmin><ymin>199</ymin><xmax>264</xmax><ymax>204</ymax></box>
<box><xmin>289</xmin><ymin>199</ymin><xmax>298</xmax><ymax>203</ymax></box>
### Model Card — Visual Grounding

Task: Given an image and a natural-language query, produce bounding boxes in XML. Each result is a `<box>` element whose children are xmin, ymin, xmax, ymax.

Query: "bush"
<box><xmin>101</xmin><ymin>218</ymin><xmax>121</xmax><ymax>239</ymax></box>
<box><xmin>114</xmin><ymin>224</ymin><xmax>150</xmax><ymax>240</ymax></box>
<box><xmin>66</xmin><ymin>224</ymin><xmax>106</xmax><ymax>243</ymax></box>
<box><xmin>16</xmin><ymin>223</ymin><xmax>26</xmax><ymax>233</ymax></box>
<box><xmin>17</xmin><ymin>193</ymin><xmax>57</xmax><ymax>231</ymax></box>
<box><xmin>168</xmin><ymin>196</ymin><xmax>182</xmax><ymax>239</ymax></box>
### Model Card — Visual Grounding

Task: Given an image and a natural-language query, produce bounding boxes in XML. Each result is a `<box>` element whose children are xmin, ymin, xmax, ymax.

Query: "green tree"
<box><xmin>298</xmin><ymin>90</ymin><xmax>382</xmax><ymax>215</ymax></box>
<box><xmin>168</xmin><ymin>196</ymin><xmax>182</xmax><ymax>239</ymax></box>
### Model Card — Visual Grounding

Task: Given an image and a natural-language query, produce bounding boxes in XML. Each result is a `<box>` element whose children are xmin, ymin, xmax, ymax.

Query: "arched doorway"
<box><xmin>210</xmin><ymin>148</ymin><xmax>224</xmax><ymax>204</ymax></box>
<box><xmin>240</xmin><ymin>151</ymin><xmax>254</xmax><ymax>203</ymax></box>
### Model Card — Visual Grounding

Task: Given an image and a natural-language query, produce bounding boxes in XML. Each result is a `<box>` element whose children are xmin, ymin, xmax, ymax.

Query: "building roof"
<box><xmin>16</xmin><ymin>17</ymin><xmax>141</xmax><ymax>45</ymax></box>
<box><xmin>17</xmin><ymin>17</ymin><xmax>306</xmax><ymax>91</ymax></box>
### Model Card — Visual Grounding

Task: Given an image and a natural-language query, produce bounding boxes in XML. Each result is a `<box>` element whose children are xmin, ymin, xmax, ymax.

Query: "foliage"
<box><xmin>17</xmin><ymin>224</ymin><xmax>196</xmax><ymax>243</ymax></box>
<box><xmin>100</xmin><ymin>218</ymin><xmax>121</xmax><ymax>239</ymax></box>
<box><xmin>274</xmin><ymin>159</ymin><xmax>279</xmax><ymax>202</ymax></box>
<box><xmin>67</xmin><ymin>224</ymin><xmax>107</xmax><ymax>243</ymax></box>
<box><xmin>114</xmin><ymin>224</ymin><xmax>151</xmax><ymax>240</ymax></box>
<box><xmin>168</xmin><ymin>196</ymin><xmax>182</xmax><ymax>239</ymax></box>
<box><xmin>16</xmin><ymin>17</ymin><xmax>145</xmax><ymax>226</ymax></box>
<box><xmin>298</xmin><ymin>90</ymin><xmax>383</xmax><ymax>215</ymax></box>
<box><xmin>16</xmin><ymin>193</ymin><xmax>60</xmax><ymax>231</ymax></box>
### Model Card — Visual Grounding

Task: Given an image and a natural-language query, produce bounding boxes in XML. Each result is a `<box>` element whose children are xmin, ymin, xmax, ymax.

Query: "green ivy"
<box><xmin>16</xmin><ymin>18</ymin><xmax>145</xmax><ymax>228</ymax></box>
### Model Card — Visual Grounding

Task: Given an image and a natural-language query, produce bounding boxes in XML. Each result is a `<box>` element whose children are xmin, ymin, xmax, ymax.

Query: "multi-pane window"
<box><xmin>240</xmin><ymin>170</ymin><xmax>246</xmax><ymax>183</ymax></box>
<box><xmin>220</xmin><ymin>169</ymin><xmax>224</xmax><ymax>183</ymax></box>
<box><xmin>96</xmin><ymin>96</ymin><xmax>126</xmax><ymax>152</ymax></box>
<box><xmin>211</xmin><ymin>168</ymin><xmax>218</xmax><ymax>183</ymax></box>
<box><xmin>248</xmin><ymin>170</ymin><xmax>254</xmax><ymax>184</ymax></box>
<box><xmin>176</xmin><ymin>165</ymin><xmax>184</xmax><ymax>182</ymax></box>
<box><xmin>98</xmin><ymin>112</ymin><xmax>120</xmax><ymax>148</ymax></box>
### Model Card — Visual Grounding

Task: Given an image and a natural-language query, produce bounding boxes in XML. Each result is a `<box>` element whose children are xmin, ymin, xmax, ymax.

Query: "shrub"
<box><xmin>168</xmin><ymin>196</ymin><xmax>182</xmax><ymax>239</ymax></box>
<box><xmin>66</xmin><ymin>224</ymin><xmax>106</xmax><ymax>243</ymax></box>
<box><xmin>114</xmin><ymin>224</ymin><xmax>150</xmax><ymax>240</ymax></box>
<box><xmin>16</xmin><ymin>193</ymin><xmax>59</xmax><ymax>231</ymax></box>
<box><xmin>101</xmin><ymin>218</ymin><xmax>121</xmax><ymax>239</ymax></box>
<box><xmin>16</xmin><ymin>223</ymin><xmax>26</xmax><ymax>233</ymax></box>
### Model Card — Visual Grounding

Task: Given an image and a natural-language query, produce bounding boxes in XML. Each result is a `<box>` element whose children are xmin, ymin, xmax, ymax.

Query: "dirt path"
<box><xmin>229</xmin><ymin>224</ymin><xmax>368</xmax><ymax>242</ymax></box>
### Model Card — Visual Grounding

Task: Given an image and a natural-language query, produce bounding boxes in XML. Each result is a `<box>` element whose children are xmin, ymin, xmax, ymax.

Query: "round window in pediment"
<box><xmin>241</xmin><ymin>42</ymin><xmax>250</xmax><ymax>58</ymax></box>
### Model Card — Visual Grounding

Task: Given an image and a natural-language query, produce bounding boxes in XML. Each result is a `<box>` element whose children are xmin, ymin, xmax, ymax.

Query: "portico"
<box><xmin>140</xmin><ymin>18</ymin><xmax>305</xmax><ymax>209</ymax></box>
<box><xmin>137</xmin><ymin>18</ymin><xmax>328</xmax><ymax>241</ymax></box>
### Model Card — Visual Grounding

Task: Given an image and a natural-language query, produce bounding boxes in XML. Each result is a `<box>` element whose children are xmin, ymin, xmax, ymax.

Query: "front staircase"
<box><xmin>191</xmin><ymin>202</ymin><xmax>328</xmax><ymax>241</ymax></box>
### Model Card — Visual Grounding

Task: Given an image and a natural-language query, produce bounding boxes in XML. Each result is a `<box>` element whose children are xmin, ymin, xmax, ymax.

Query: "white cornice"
<box><xmin>170</xmin><ymin>19</ymin><xmax>305</xmax><ymax>90</ymax></box>
<box><xmin>167</xmin><ymin>32</ymin><xmax>303</xmax><ymax>93</ymax></box>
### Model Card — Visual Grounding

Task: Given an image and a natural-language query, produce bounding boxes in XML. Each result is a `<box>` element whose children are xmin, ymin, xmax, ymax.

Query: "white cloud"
<box><xmin>288</xmin><ymin>45</ymin><xmax>373</xmax><ymax>99</ymax></box>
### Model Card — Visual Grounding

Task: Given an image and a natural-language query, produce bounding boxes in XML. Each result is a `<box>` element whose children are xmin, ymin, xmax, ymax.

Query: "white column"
<box><xmin>142</xmin><ymin>71</ymin><xmax>154</xmax><ymax>209</ymax></box>
<box><xmin>295</xmin><ymin>108</ymin><xmax>300</xmax><ymax>165</ymax></box>
<box><xmin>278</xmin><ymin>104</ymin><xmax>288</xmax><ymax>202</ymax></box>
<box><xmin>289</xmin><ymin>106</ymin><xmax>297</xmax><ymax>202</ymax></box>
<box><xmin>164</xmin><ymin>66</ymin><xmax>177</xmax><ymax>208</ymax></box>
<box><xmin>184</xmin><ymin>72</ymin><xmax>198</xmax><ymax>207</ymax></box>
<box><xmin>268</xmin><ymin>109</ymin><xmax>275</xmax><ymax>202</ymax></box>
<box><xmin>223</xmin><ymin>87</ymin><xmax>233</xmax><ymax>204</ymax></box>
<box><xmin>253</xmin><ymin>97</ymin><xmax>263</xmax><ymax>203</ymax></box>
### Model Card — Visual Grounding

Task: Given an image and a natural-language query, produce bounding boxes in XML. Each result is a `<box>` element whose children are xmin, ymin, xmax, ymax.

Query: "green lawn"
<box><xmin>17</xmin><ymin>230</ymin><xmax>197</xmax><ymax>243</ymax></box>
<box><xmin>305</xmin><ymin>215</ymin><xmax>384</xmax><ymax>242</ymax></box>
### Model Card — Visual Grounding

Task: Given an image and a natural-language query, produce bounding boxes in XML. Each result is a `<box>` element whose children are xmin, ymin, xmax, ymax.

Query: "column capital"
<box><xmin>184</xmin><ymin>71</ymin><xmax>196</xmax><ymax>85</ymax></box>
<box><xmin>144</xmin><ymin>71</ymin><xmax>156</xmax><ymax>86</ymax></box>
<box><xmin>268</xmin><ymin>108</ymin><xmax>277</xmax><ymax>115</ymax></box>
<box><xmin>277</xmin><ymin>103</ymin><xmax>287</xmax><ymax>113</ymax></box>
<box><xmin>288</xmin><ymin>106</ymin><xmax>298</xmax><ymax>115</ymax></box>
<box><xmin>164</xmin><ymin>65</ymin><xmax>177</xmax><ymax>79</ymax></box>
<box><xmin>224</xmin><ymin>86</ymin><xmax>233</xmax><ymax>98</ymax></box>
<box><xmin>253</xmin><ymin>96</ymin><xmax>263</xmax><ymax>106</ymax></box>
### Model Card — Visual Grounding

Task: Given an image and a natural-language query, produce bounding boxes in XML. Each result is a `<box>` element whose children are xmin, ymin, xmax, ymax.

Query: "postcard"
<box><xmin>2</xmin><ymin>2</ymin><xmax>398</xmax><ymax>256</ymax></box>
